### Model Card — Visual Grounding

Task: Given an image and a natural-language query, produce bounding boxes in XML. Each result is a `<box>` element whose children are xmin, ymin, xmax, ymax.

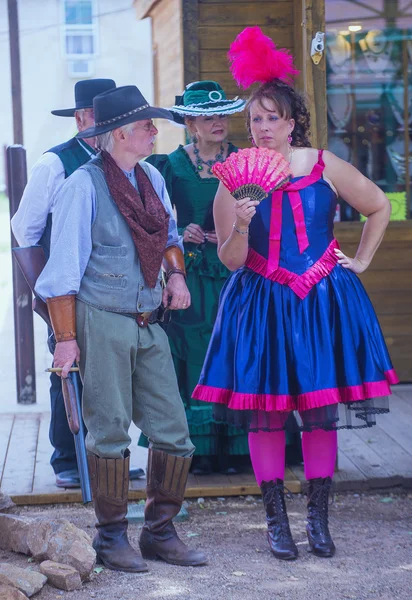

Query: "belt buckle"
<box><xmin>137</xmin><ymin>311</ymin><xmax>151</xmax><ymax>328</ymax></box>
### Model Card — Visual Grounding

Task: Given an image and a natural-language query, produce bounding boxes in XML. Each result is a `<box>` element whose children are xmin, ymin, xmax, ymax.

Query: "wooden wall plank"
<box><xmin>200</xmin><ymin>47</ymin><xmax>294</xmax><ymax>73</ymax></box>
<box><xmin>199</xmin><ymin>25</ymin><xmax>292</xmax><ymax>50</ymax></box>
<box><xmin>150</xmin><ymin>0</ymin><xmax>185</xmax><ymax>153</ymax></box>
<box><xmin>2</xmin><ymin>415</ymin><xmax>39</xmax><ymax>495</ymax></box>
<box><xmin>335</xmin><ymin>221</ymin><xmax>412</xmax><ymax>243</ymax></box>
<box><xmin>134</xmin><ymin>0</ymin><xmax>160</xmax><ymax>20</ymax></box>
<box><xmin>183</xmin><ymin>0</ymin><xmax>200</xmax><ymax>84</ymax></box>
<box><xmin>198</xmin><ymin>2</ymin><xmax>294</xmax><ymax>27</ymax></box>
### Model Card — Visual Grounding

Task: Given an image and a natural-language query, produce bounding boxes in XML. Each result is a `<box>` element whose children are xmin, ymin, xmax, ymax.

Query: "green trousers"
<box><xmin>76</xmin><ymin>300</ymin><xmax>194</xmax><ymax>459</ymax></box>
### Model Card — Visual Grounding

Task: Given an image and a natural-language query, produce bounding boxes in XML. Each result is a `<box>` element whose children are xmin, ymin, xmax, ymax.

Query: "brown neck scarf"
<box><xmin>101</xmin><ymin>150</ymin><xmax>170</xmax><ymax>288</ymax></box>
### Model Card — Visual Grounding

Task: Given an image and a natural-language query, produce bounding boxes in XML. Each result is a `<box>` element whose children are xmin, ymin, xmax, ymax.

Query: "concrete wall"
<box><xmin>0</xmin><ymin>0</ymin><xmax>153</xmax><ymax>187</ymax></box>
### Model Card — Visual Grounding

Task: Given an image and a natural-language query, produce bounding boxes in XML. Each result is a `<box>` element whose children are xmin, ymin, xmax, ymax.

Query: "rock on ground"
<box><xmin>0</xmin><ymin>515</ymin><xmax>31</xmax><ymax>555</ymax></box>
<box><xmin>0</xmin><ymin>564</ymin><xmax>46</xmax><ymax>598</ymax></box>
<box><xmin>27</xmin><ymin>518</ymin><xmax>95</xmax><ymax>580</ymax></box>
<box><xmin>0</xmin><ymin>584</ymin><xmax>28</xmax><ymax>600</ymax></box>
<box><xmin>0</xmin><ymin>492</ymin><xmax>15</xmax><ymax>513</ymax></box>
<box><xmin>39</xmin><ymin>561</ymin><xmax>82</xmax><ymax>591</ymax></box>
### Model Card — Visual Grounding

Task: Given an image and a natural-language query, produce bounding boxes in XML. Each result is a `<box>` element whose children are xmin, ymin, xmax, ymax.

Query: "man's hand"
<box><xmin>53</xmin><ymin>340</ymin><xmax>81</xmax><ymax>378</ymax></box>
<box><xmin>162</xmin><ymin>273</ymin><xmax>191</xmax><ymax>310</ymax></box>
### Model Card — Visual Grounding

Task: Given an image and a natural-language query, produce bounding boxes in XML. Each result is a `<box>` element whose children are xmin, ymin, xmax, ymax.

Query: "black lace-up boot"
<box><xmin>261</xmin><ymin>479</ymin><xmax>298</xmax><ymax>560</ymax></box>
<box><xmin>306</xmin><ymin>476</ymin><xmax>335</xmax><ymax>557</ymax></box>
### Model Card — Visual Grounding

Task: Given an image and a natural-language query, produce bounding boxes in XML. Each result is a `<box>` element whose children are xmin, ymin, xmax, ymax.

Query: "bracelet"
<box><xmin>166</xmin><ymin>268</ymin><xmax>186</xmax><ymax>280</ymax></box>
<box><xmin>233</xmin><ymin>222</ymin><xmax>249</xmax><ymax>235</ymax></box>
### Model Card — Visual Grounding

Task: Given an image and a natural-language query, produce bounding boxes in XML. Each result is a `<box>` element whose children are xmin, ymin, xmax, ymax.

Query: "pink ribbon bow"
<box><xmin>267</xmin><ymin>152</ymin><xmax>325</xmax><ymax>275</ymax></box>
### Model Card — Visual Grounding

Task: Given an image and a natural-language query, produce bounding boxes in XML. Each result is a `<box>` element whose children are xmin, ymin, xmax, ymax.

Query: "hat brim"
<box><xmin>77</xmin><ymin>106</ymin><xmax>173</xmax><ymax>138</ymax></box>
<box><xmin>51</xmin><ymin>107</ymin><xmax>84</xmax><ymax>117</ymax></box>
<box><xmin>169</xmin><ymin>97</ymin><xmax>245</xmax><ymax>118</ymax></box>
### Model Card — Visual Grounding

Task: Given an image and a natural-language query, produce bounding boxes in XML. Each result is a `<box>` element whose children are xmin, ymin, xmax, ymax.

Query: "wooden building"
<box><xmin>135</xmin><ymin>0</ymin><xmax>412</xmax><ymax>382</ymax></box>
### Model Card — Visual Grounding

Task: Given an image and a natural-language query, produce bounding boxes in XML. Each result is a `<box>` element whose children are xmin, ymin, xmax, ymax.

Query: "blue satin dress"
<box><xmin>192</xmin><ymin>151</ymin><xmax>398</xmax><ymax>432</ymax></box>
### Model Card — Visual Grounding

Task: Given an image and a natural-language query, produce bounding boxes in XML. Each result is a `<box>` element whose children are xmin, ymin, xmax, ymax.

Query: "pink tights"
<box><xmin>249</xmin><ymin>425</ymin><xmax>337</xmax><ymax>486</ymax></box>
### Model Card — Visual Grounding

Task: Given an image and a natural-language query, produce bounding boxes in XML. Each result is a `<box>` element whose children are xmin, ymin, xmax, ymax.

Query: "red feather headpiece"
<box><xmin>228</xmin><ymin>26</ymin><xmax>299</xmax><ymax>89</ymax></box>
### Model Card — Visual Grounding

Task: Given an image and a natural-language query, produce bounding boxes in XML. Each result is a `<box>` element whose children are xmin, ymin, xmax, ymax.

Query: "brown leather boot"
<box><xmin>88</xmin><ymin>450</ymin><xmax>148</xmax><ymax>573</ymax></box>
<box><xmin>139</xmin><ymin>449</ymin><xmax>208</xmax><ymax>566</ymax></box>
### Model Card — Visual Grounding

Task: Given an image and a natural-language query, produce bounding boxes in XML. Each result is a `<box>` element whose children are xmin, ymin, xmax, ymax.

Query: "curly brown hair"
<box><xmin>245</xmin><ymin>80</ymin><xmax>311</xmax><ymax>147</ymax></box>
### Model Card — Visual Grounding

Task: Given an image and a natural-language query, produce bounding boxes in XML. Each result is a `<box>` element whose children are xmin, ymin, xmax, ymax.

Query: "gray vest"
<box><xmin>77</xmin><ymin>157</ymin><xmax>163</xmax><ymax>313</ymax></box>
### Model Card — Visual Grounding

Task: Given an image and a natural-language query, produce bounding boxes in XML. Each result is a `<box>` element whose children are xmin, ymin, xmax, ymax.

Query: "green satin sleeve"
<box><xmin>145</xmin><ymin>154</ymin><xmax>175</xmax><ymax>205</ymax></box>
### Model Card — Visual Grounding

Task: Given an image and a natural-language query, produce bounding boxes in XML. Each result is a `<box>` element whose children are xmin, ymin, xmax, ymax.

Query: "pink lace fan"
<box><xmin>212</xmin><ymin>147</ymin><xmax>291</xmax><ymax>203</ymax></box>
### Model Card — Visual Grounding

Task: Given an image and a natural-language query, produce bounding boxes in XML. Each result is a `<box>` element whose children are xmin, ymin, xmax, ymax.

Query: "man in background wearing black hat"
<box><xmin>35</xmin><ymin>85</ymin><xmax>207</xmax><ymax>573</ymax></box>
<box><xmin>11</xmin><ymin>79</ymin><xmax>116</xmax><ymax>489</ymax></box>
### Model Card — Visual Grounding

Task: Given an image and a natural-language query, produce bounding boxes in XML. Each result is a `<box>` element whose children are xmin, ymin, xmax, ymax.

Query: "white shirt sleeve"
<box><xmin>11</xmin><ymin>152</ymin><xmax>65</xmax><ymax>247</ymax></box>
<box><xmin>34</xmin><ymin>170</ymin><xmax>95</xmax><ymax>300</ymax></box>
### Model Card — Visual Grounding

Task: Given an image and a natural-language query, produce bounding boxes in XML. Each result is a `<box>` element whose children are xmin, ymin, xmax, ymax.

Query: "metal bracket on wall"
<box><xmin>311</xmin><ymin>31</ymin><xmax>325</xmax><ymax>65</ymax></box>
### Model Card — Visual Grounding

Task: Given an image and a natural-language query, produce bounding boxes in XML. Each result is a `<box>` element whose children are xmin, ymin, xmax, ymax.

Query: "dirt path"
<box><xmin>2</xmin><ymin>492</ymin><xmax>412</xmax><ymax>600</ymax></box>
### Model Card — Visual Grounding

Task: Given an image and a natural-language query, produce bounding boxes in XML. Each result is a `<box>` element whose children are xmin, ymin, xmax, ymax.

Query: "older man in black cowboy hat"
<box><xmin>11</xmin><ymin>78</ymin><xmax>117</xmax><ymax>490</ymax></box>
<box><xmin>35</xmin><ymin>86</ymin><xmax>207</xmax><ymax>573</ymax></box>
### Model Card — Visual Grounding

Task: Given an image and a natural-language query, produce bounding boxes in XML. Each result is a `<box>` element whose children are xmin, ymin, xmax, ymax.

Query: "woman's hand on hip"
<box><xmin>183</xmin><ymin>224</ymin><xmax>205</xmax><ymax>244</ymax></box>
<box><xmin>234</xmin><ymin>197</ymin><xmax>259</xmax><ymax>229</ymax></box>
<box><xmin>334</xmin><ymin>248</ymin><xmax>369</xmax><ymax>274</ymax></box>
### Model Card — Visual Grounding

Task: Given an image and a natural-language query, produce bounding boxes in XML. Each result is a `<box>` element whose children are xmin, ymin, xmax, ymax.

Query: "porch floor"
<box><xmin>1</xmin><ymin>386</ymin><xmax>412</xmax><ymax>506</ymax></box>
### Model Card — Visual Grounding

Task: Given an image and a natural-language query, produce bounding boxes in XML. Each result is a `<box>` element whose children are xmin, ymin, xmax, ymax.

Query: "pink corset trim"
<box><xmin>245</xmin><ymin>238</ymin><xmax>340</xmax><ymax>299</ymax></box>
<box><xmin>192</xmin><ymin>369</ymin><xmax>399</xmax><ymax>413</ymax></box>
<box><xmin>267</xmin><ymin>149</ymin><xmax>325</xmax><ymax>274</ymax></box>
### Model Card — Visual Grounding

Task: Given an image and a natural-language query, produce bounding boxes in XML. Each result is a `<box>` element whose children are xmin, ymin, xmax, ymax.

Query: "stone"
<box><xmin>26</xmin><ymin>520</ymin><xmax>53</xmax><ymax>562</ymax></box>
<box><xmin>27</xmin><ymin>518</ymin><xmax>95</xmax><ymax>579</ymax></box>
<box><xmin>39</xmin><ymin>561</ymin><xmax>82</xmax><ymax>591</ymax></box>
<box><xmin>0</xmin><ymin>584</ymin><xmax>29</xmax><ymax>600</ymax></box>
<box><xmin>0</xmin><ymin>564</ymin><xmax>46</xmax><ymax>597</ymax></box>
<box><xmin>0</xmin><ymin>492</ymin><xmax>15</xmax><ymax>513</ymax></box>
<box><xmin>64</xmin><ymin>540</ymin><xmax>96</xmax><ymax>581</ymax></box>
<box><xmin>0</xmin><ymin>515</ymin><xmax>31</xmax><ymax>555</ymax></box>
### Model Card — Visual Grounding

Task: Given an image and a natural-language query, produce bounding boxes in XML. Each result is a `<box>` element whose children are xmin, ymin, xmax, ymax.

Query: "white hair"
<box><xmin>96</xmin><ymin>122</ymin><xmax>135</xmax><ymax>152</ymax></box>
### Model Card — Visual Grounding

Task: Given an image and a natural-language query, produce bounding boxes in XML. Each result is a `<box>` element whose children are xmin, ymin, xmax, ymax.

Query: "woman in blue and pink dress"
<box><xmin>192</xmin><ymin>27</ymin><xmax>399</xmax><ymax>561</ymax></box>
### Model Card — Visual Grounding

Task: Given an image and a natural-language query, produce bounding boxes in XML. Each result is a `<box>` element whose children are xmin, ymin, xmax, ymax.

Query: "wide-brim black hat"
<box><xmin>77</xmin><ymin>85</ymin><xmax>173</xmax><ymax>138</ymax></box>
<box><xmin>51</xmin><ymin>78</ymin><xmax>116</xmax><ymax>117</ymax></box>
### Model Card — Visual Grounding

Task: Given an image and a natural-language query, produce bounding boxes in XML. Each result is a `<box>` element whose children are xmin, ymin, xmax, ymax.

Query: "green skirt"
<box><xmin>139</xmin><ymin>245</ymin><xmax>249</xmax><ymax>457</ymax></box>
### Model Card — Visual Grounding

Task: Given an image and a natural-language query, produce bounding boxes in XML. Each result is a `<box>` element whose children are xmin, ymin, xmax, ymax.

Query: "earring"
<box><xmin>248</xmin><ymin>134</ymin><xmax>257</xmax><ymax>147</ymax></box>
<box><xmin>192</xmin><ymin>135</ymin><xmax>198</xmax><ymax>144</ymax></box>
<box><xmin>288</xmin><ymin>134</ymin><xmax>293</xmax><ymax>145</ymax></box>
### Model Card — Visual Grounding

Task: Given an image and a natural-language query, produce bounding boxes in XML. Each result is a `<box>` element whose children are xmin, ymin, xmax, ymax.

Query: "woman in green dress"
<box><xmin>139</xmin><ymin>81</ymin><xmax>250</xmax><ymax>474</ymax></box>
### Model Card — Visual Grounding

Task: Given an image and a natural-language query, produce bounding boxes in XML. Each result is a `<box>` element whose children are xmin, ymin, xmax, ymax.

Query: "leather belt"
<box><xmin>136</xmin><ymin>309</ymin><xmax>158</xmax><ymax>328</ymax></box>
<box><xmin>136</xmin><ymin>305</ymin><xmax>169</xmax><ymax>328</ymax></box>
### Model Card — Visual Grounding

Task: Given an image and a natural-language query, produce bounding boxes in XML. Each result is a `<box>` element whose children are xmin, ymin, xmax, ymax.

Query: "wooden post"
<box><xmin>294</xmin><ymin>0</ymin><xmax>327</xmax><ymax>150</ymax></box>
<box><xmin>7</xmin><ymin>0</ymin><xmax>23</xmax><ymax>145</ymax></box>
<box><xmin>402</xmin><ymin>32</ymin><xmax>410</xmax><ymax>216</ymax></box>
<box><xmin>7</xmin><ymin>146</ymin><xmax>37</xmax><ymax>404</ymax></box>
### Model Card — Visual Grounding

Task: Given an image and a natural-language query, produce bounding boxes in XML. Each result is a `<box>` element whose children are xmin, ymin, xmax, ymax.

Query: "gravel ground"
<box><xmin>2</xmin><ymin>492</ymin><xmax>412</xmax><ymax>600</ymax></box>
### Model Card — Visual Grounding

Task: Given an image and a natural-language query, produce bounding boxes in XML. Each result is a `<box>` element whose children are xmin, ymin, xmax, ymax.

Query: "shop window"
<box><xmin>326</xmin><ymin>0</ymin><xmax>412</xmax><ymax>220</ymax></box>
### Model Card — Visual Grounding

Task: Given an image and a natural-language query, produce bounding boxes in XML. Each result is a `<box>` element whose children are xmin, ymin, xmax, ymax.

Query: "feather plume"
<box><xmin>228</xmin><ymin>26</ymin><xmax>299</xmax><ymax>89</ymax></box>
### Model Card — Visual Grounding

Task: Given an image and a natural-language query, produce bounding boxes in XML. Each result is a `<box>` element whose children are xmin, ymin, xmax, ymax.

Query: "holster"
<box><xmin>46</xmin><ymin>295</ymin><xmax>77</xmax><ymax>342</ymax></box>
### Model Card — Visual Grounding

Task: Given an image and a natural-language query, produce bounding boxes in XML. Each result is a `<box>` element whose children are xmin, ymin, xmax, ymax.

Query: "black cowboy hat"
<box><xmin>51</xmin><ymin>78</ymin><xmax>116</xmax><ymax>117</ymax></box>
<box><xmin>77</xmin><ymin>85</ymin><xmax>173</xmax><ymax>138</ymax></box>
